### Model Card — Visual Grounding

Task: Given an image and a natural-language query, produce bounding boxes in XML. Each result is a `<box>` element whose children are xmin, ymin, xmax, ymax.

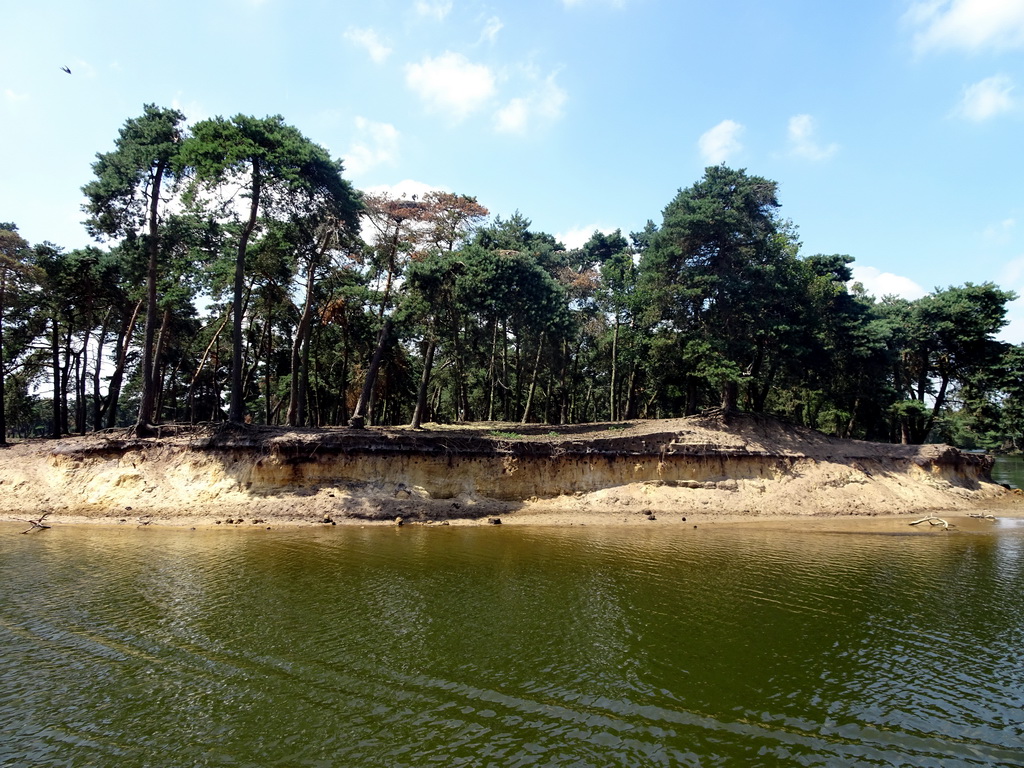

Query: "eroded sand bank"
<box><xmin>1</xmin><ymin>413</ymin><xmax>1018</xmax><ymax>530</ymax></box>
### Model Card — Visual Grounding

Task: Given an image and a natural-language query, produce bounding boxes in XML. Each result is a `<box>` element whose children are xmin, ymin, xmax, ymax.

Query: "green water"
<box><xmin>2</xmin><ymin>522</ymin><xmax>1023</xmax><ymax>767</ymax></box>
<box><xmin>993</xmin><ymin>454</ymin><xmax>1024</xmax><ymax>490</ymax></box>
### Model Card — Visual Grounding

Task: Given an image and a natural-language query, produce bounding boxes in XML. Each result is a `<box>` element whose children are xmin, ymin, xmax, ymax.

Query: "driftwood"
<box><xmin>967</xmin><ymin>513</ymin><xmax>997</xmax><ymax>521</ymax></box>
<box><xmin>909</xmin><ymin>515</ymin><xmax>954</xmax><ymax>530</ymax></box>
<box><xmin>17</xmin><ymin>512</ymin><xmax>52</xmax><ymax>534</ymax></box>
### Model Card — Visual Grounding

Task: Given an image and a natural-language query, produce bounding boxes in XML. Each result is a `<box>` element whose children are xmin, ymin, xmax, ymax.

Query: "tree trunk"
<box><xmin>75</xmin><ymin>337</ymin><xmax>87</xmax><ymax>434</ymax></box>
<box><xmin>350</xmin><ymin>318</ymin><xmax>392</xmax><ymax>428</ymax></box>
<box><xmin>299</xmin><ymin>326</ymin><xmax>311</xmax><ymax>425</ymax></box>
<box><xmin>91</xmin><ymin>309</ymin><xmax>112</xmax><ymax>431</ymax></box>
<box><xmin>685</xmin><ymin>378</ymin><xmax>699</xmax><ymax>416</ymax></box>
<box><xmin>230</xmin><ymin>159</ymin><xmax>261</xmax><ymax>423</ymax></box>
<box><xmin>609</xmin><ymin>316</ymin><xmax>619</xmax><ymax>421</ymax></box>
<box><xmin>0</xmin><ymin>271</ymin><xmax>6</xmax><ymax>444</ymax></box>
<box><xmin>624</xmin><ymin>364</ymin><xmax>639</xmax><ymax>420</ymax></box>
<box><xmin>60</xmin><ymin>328</ymin><xmax>72</xmax><ymax>436</ymax></box>
<box><xmin>845</xmin><ymin>396</ymin><xmax>860</xmax><ymax>439</ymax></box>
<box><xmin>187</xmin><ymin>310</ymin><xmax>231</xmax><ymax>422</ymax></box>
<box><xmin>558</xmin><ymin>338</ymin><xmax>570</xmax><ymax>425</ymax></box>
<box><xmin>520</xmin><ymin>332</ymin><xmax>545</xmax><ymax>425</ymax></box>
<box><xmin>264</xmin><ymin>316</ymin><xmax>273</xmax><ymax>426</ymax></box>
<box><xmin>51</xmin><ymin>317</ymin><xmax>61</xmax><ymax>438</ymax></box>
<box><xmin>411</xmin><ymin>336</ymin><xmax>436</xmax><ymax>428</ymax></box>
<box><xmin>486</xmin><ymin>318</ymin><xmax>499</xmax><ymax>421</ymax></box>
<box><xmin>104</xmin><ymin>299</ymin><xmax>142</xmax><ymax>429</ymax></box>
<box><xmin>338</xmin><ymin>331</ymin><xmax>350</xmax><ymax>426</ymax></box>
<box><xmin>136</xmin><ymin>159</ymin><xmax>166</xmax><ymax>436</ymax></box>
<box><xmin>721</xmin><ymin>379</ymin><xmax>739</xmax><ymax>412</ymax></box>
<box><xmin>453</xmin><ymin>320</ymin><xmax>469</xmax><ymax>420</ymax></box>
<box><xmin>501</xmin><ymin>321</ymin><xmax>510</xmax><ymax>420</ymax></box>
<box><xmin>750</xmin><ymin>358</ymin><xmax>779</xmax><ymax>413</ymax></box>
<box><xmin>149</xmin><ymin>306</ymin><xmax>172</xmax><ymax>423</ymax></box>
<box><xmin>921</xmin><ymin>373</ymin><xmax>950</xmax><ymax>444</ymax></box>
<box><xmin>288</xmin><ymin>259</ymin><xmax>319</xmax><ymax>426</ymax></box>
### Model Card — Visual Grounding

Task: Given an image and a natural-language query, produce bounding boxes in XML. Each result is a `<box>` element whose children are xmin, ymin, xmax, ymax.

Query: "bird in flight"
<box><xmin>61</xmin><ymin>65</ymin><xmax>71</xmax><ymax>74</ymax></box>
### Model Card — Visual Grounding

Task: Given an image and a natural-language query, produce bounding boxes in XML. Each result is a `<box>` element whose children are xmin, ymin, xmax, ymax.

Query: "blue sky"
<box><xmin>4</xmin><ymin>0</ymin><xmax>1024</xmax><ymax>337</ymax></box>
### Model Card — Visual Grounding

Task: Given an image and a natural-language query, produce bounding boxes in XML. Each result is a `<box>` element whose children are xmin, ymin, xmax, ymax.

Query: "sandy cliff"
<box><xmin>0</xmin><ymin>412</ymin><xmax>1008</xmax><ymax>527</ymax></box>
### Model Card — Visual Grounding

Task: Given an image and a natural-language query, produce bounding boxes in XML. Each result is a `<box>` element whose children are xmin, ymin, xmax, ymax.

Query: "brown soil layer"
<box><xmin>1</xmin><ymin>412</ymin><xmax>1018</xmax><ymax>529</ymax></box>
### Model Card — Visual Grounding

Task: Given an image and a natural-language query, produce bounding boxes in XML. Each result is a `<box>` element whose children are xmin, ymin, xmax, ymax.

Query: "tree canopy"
<box><xmin>3</xmin><ymin>108</ymin><xmax>1021</xmax><ymax>450</ymax></box>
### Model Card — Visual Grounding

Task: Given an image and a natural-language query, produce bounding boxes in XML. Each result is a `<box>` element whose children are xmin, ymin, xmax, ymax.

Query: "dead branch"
<box><xmin>909</xmin><ymin>515</ymin><xmax>954</xmax><ymax>530</ymax></box>
<box><xmin>17</xmin><ymin>512</ymin><xmax>52</xmax><ymax>534</ymax></box>
<box><xmin>967</xmin><ymin>513</ymin><xmax>996</xmax><ymax>521</ymax></box>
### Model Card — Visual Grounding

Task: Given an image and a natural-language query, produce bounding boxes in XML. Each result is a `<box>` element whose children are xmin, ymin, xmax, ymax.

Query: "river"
<box><xmin>2</xmin><ymin>518</ymin><xmax>1023</xmax><ymax>767</ymax></box>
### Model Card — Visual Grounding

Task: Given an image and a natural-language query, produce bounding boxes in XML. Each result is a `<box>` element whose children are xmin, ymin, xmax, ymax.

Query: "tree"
<box><xmin>0</xmin><ymin>225</ymin><xmax>40</xmax><ymax>444</ymax></box>
<box><xmin>420</xmin><ymin>191</ymin><xmax>489</xmax><ymax>253</ymax></box>
<box><xmin>83</xmin><ymin>104</ymin><xmax>186</xmax><ymax>435</ymax></box>
<box><xmin>982</xmin><ymin>344</ymin><xmax>1024</xmax><ymax>449</ymax></box>
<box><xmin>183</xmin><ymin>114</ymin><xmax>362</xmax><ymax>424</ymax></box>
<box><xmin>778</xmin><ymin>254</ymin><xmax>895</xmax><ymax>439</ymax></box>
<box><xmin>640</xmin><ymin>166</ymin><xmax>793</xmax><ymax>413</ymax></box>
<box><xmin>403</xmin><ymin>193</ymin><xmax>488</xmax><ymax>428</ymax></box>
<box><xmin>887</xmin><ymin>283</ymin><xmax>1014</xmax><ymax>444</ymax></box>
<box><xmin>579</xmin><ymin>229</ymin><xmax>634</xmax><ymax>420</ymax></box>
<box><xmin>346</xmin><ymin>193</ymin><xmax>433</xmax><ymax>427</ymax></box>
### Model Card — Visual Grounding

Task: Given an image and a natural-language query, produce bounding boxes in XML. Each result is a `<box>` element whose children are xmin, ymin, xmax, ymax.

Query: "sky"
<box><xmin>3</xmin><ymin>0</ymin><xmax>1024</xmax><ymax>338</ymax></box>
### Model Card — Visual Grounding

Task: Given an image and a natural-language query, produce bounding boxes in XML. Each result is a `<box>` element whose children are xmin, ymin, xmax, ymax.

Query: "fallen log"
<box><xmin>909</xmin><ymin>515</ymin><xmax>953</xmax><ymax>530</ymax></box>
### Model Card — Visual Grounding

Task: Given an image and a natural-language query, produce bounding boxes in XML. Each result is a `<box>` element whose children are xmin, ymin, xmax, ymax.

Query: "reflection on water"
<box><xmin>993</xmin><ymin>454</ymin><xmax>1024</xmax><ymax>490</ymax></box>
<box><xmin>1</xmin><ymin>523</ymin><xmax>1023</xmax><ymax>767</ymax></box>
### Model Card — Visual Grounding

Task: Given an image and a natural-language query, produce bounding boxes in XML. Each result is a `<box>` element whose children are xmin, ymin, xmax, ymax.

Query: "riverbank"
<box><xmin>1</xmin><ymin>412</ymin><xmax>1015</xmax><ymax>530</ymax></box>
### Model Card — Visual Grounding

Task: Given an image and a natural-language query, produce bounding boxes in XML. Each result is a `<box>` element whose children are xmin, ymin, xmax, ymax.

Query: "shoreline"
<box><xmin>7</xmin><ymin>500</ymin><xmax>1024</xmax><ymax>535</ymax></box>
<box><xmin>1</xmin><ymin>414</ymin><xmax>1014</xmax><ymax>533</ymax></box>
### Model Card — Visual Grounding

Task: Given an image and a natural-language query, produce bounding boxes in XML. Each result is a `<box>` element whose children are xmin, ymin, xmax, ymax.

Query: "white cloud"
<box><xmin>955</xmin><ymin>74</ymin><xmax>1016</xmax><ymax>120</ymax></box>
<box><xmin>495</xmin><ymin>73</ymin><xmax>566</xmax><ymax>135</ymax></box>
<box><xmin>849</xmin><ymin>265</ymin><xmax>928</xmax><ymax>300</ymax></box>
<box><xmin>495</xmin><ymin>99</ymin><xmax>529</xmax><ymax>134</ymax></box>
<box><xmin>1000</xmin><ymin>295</ymin><xmax>1024</xmax><ymax>343</ymax></box>
<box><xmin>787</xmin><ymin>114</ymin><xmax>839</xmax><ymax>160</ymax></box>
<box><xmin>406</xmin><ymin>52</ymin><xmax>496</xmax><ymax>121</ymax></box>
<box><xmin>64</xmin><ymin>59</ymin><xmax>96</xmax><ymax>78</ymax></box>
<box><xmin>907</xmin><ymin>0</ymin><xmax>1024</xmax><ymax>54</ymax></box>
<box><xmin>1000</xmin><ymin>254</ymin><xmax>1024</xmax><ymax>285</ymax></box>
<box><xmin>556</xmin><ymin>226</ymin><xmax>614</xmax><ymax>250</ymax></box>
<box><xmin>344</xmin><ymin>117</ymin><xmax>400</xmax><ymax>178</ymax></box>
<box><xmin>362</xmin><ymin>179</ymin><xmax>445</xmax><ymax>200</ymax></box>
<box><xmin>479</xmin><ymin>16</ymin><xmax>503</xmax><ymax>45</ymax></box>
<box><xmin>344</xmin><ymin>27</ymin><xmax>392</xmax><ymax>63</ymax></box>
<box><xmin>171</xmin><ymin>95</ymin><xmax>208</xmax><ymax>127</ymax></box>
<box><xmin>415</xmin><ymin>0</ymin><xmax>453</xmax><ymax>21</ymax></box>
<box><xmin>699</xmin><ymin>120</ymin><xmax>744</xmax><ymax>165</ymax></box>
<box><xmin>561</xmin><ymin>0</ymin><xmax>627</xmax><ymax>7</ymax></box>
<box><xmin>985</xmin><ymin>217</ymin><xmax>1016</xmax><ymax>243</ymax></box>
<box><xmin>996</xmin><ymin>254</ymin><xmax>1024</xmax><ymax>342</ymax></box>
<box><xmin>4</xmin><ymin>89</ymin><xmax>29</xmax><ymax>103</ymax></box>
<box><xmin>357</xmin><ymin>180</ymin><xmax>446</xmax><ymax>246</ymax></box>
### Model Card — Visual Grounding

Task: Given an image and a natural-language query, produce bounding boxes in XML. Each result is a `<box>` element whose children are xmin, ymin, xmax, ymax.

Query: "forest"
<box><xmin>1</xmin><ymin>104</ymin><xmax>1022</xmax><ymax>449</ymax></box>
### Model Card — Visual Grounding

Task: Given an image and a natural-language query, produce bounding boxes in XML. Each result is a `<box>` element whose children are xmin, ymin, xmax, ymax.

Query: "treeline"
<box><xmin>1</xmin><ymin>105</ymin><xmax>1022</xmax><ymax>448</ymax></box>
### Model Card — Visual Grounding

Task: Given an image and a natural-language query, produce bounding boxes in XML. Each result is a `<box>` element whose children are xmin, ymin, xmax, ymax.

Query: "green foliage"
<box><xmin>83</xmin><ymin>104</ymin><xmax>186</xmax><ymax>240</ymax></box>
<box><xmin>9</xmin><ymin>115</ymin><xmax>1024</xmax><ymax>443</ymax></box>
<box><xmin>639</xmin><ymin>166</ymin><xmax>800</xmax><ymax>411</ymax></box>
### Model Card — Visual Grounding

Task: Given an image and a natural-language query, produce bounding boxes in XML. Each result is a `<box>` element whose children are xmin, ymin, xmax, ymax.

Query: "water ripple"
<box><xmin>2</xmin><ymin>523</ymin><xmax>1023</xmax><ymax>766</ymax></box>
